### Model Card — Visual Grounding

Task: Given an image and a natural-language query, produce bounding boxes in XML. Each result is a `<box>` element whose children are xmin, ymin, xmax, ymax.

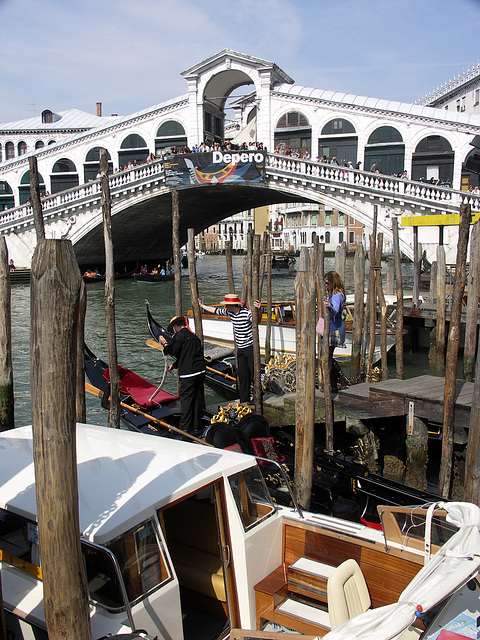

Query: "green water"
<box><xmin>10</xmin><ymin>254</ymin><xmax>442</xmax><ymax>428</ymax></box>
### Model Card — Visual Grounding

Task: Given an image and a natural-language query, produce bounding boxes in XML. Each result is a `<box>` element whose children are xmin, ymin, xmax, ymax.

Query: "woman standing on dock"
<box><xmin>324</xmin><ymin>271</ymin><xmax>346</xmax><ymax>393</ymax></box>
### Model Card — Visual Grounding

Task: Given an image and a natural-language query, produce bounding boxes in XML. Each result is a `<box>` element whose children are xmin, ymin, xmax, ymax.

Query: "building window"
<box><xmin>325</xmin><ymin>214</ymin><xmax>331</xmax><ymax>226</ymax></box>
<box><xmin>457</xmin><ymin>99</ymin><xmax>461</xmax><ymax>112</ymax></box>
<box><xmin>276</xmin><ymin>111</ymin><xmax>310</xmax><ymax>128</ymax></box>
<box><xmin>41</xmin><ymin>109</ymin><xmax>54</xmax><ymax>124</ymax></box>
<box><xmin>311</xmin><ymin>215</ymin><xmax>317</xmax><ymax>225</ymax></box>
<box><xmin>325</xmin><ymin>231</ymin><xmax>331</xmax><ymax>243</ymax></box>
<box><xmin>35</xmin><ymin>141</ymin><xmax>44</xmax><ymax>149</ymax></box>
<box><xmin>18</xmin><ymin>141</ymin><xmax>27</xmax><ymax>155</ymax></box>
<box><xmin>5</xmin><ymin>142</ymin><xmax>14</xmax><ymax>159</ymax></box>
<box><xmin>475</xmin><ymin>89</ymin><xmax>480</xmax><ymax>106</ymax></box>
<box><xmin>349</xmin><ymin>231</ymin><xmax>355</xmax><ymax>243</ymax></box>
<box><xmin>461</xmin><ymin>96</ymin><xmax>466</xmax><ymax>112</ymax></box>
<box><xmin>339</xmin><ymin>232</ymin><xmax>344</xmax><ymax>243</ymax></box>
<box><xmin>338</xmin><ymin>214</ymin><xmax>345</xmax><ymax>226</ymax></box>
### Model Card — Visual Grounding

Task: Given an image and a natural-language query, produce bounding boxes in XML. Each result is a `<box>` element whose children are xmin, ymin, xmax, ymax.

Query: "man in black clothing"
<box><xmin>159</xmin><ymin>315</ymin><xmax>206</xmax><ymax>435</ymax></box>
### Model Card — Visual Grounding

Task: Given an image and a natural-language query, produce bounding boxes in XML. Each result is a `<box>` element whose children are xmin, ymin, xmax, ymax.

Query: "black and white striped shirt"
<box><xmin>215</xmin><ymin>306</ymin><xmax>253</xmax><ymax>349</ymax></box>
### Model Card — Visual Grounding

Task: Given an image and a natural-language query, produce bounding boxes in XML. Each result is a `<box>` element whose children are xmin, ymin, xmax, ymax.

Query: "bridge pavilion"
<box><xmin>1</xmin><ymin>49</ymin><xmax>480</xmax><ymax>267</ymax></box>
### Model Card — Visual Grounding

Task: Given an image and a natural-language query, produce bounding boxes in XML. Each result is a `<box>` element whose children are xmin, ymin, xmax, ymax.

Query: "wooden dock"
<box><xmin>338</xmin><ymin>374</ymin><xmax>474</xmax><ymax>429</ymax></box>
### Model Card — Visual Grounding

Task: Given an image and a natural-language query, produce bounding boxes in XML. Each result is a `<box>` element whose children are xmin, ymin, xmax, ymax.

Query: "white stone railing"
<box><xmin>1</xmin><ymin>153</ymin><xmax>479</xmax><ymax>235</ymax></box>
<box><xmin>0</xmin><ymin>158</ymin><xmax>166</xmax><ymax>231</ymax></box>
<box><xmin>266</xmin><ymin>154</ymin><xmax>480</xmax><ymax>213</ymax></box>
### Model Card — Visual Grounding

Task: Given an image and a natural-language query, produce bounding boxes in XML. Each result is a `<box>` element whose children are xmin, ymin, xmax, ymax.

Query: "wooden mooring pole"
<box><xmin>350</xmin><ymin>242</ymin><xmax>365</xmax><ymax>384</ymax></box>
<box><xmin>376</xmin><ymin>234</ymin><xmax>389</xmax><ymax>380</ymax></box>
<box><xmin>265</xmin><ymin>235</ymin><xmax>273</xmax><ymax>364</ymax></box>
<box><xmin>464</xmin><ymin>221</ymin><xmax>480</xmax><ymax>382</ymax></box>
<box><xmin>0</xmin><ymin>237</ymin><xmax>14</xmax><ymax>431</ymax></box>
<box><xmin>172</xmin><ymin>189</ymin><xmax>182</xmax><ymax>316</ymax></box>
<box><xmin>76</xmin><ymin>280</ymin><xmax>87</xmax><ymax>423</ymax></box>
<box><xmin>188</xmin><ymin>228</ymin><xmax>203</xmax><ymax>345</ymax></box>
<box><xmin>392</xmin><ymin>216</ymin><xmax>404</xmax><ymax>379</ymax></box>
<box><xmin>438</xmin><ymin>204</ymin><xmax>471</xmax><ymax>498</ymax></box>
<box><xmin>436</xmin><ymin>245</ymin><xmax>447</xmax><ymax>372</ymax></box>
<box><xmin>225</xmin><ymin>240</ymin><xmax>235</xmax><ymax>294</ymax></box>
<box><xmin>294</xmin><ymin>247</ymin><xmax>316</xmax><ymax>510</ymax></box>
<box><xmin>101</xmin><ymin>150</ymin><xmax>120</xmax><ymax>429</ymax></box>
<box><xmin>252</xmin><ymin>235</ymin><xmax>262</xmax><ymax>414</ymax></box>
<box><xmin>31</xmin><ymin>239</ymin><xmax>92</xmax><ymax>640</ymax></box>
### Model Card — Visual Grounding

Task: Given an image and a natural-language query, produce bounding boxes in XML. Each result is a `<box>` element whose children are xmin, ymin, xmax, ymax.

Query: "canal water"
<box><xmin>11</xmin><ymin>254</ymin><xmax>441</xmax><ymax>428</ymax></box>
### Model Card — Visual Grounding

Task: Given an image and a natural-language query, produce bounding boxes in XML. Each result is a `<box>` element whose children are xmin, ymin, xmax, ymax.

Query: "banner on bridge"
<box><xmin>164</xmin><ymin>151</ymin><xmax>266</xmax><ymax>187</ymax></box>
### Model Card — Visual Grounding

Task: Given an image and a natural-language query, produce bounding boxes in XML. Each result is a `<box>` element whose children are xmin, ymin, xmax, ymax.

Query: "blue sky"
<box><xmin>1</xmin><ymin>0</ymin><xmax>480</xmax><ymax>123</ymax></box>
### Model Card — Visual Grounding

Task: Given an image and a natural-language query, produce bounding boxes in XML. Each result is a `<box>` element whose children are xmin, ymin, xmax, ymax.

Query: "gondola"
<box><xmin>145</xmin><ymin>299</ymin><xmax>239</xmax><ymax>398</ymax></box>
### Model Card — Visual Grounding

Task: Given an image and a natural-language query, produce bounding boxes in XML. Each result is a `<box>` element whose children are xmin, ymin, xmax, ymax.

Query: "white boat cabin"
<box><xmin>1</xmin><ymin>424</ymin><xmax>480</xmax><ymax>640</ymax></box>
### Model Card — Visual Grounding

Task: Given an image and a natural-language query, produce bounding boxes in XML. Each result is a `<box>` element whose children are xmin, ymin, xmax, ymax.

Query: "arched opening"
<box><xmin>318</xmin><ymin>118</ymin><xmax>357</xmax><ymax>165</ymax></box>
<box><xmin>275</xmin><ymin>111</ymin><xmax>311</xmax><ymax>158</ymax></box>
<box><xmin>48</xmin><ymin>140</ymin><xmax>56</xmax><ymax>145</ymax></box>
<box><xmin>203</xmin><ymin>70</ymin><xmax>254</xmax><ymax>146</ymax></box>
<box><xmin>411</xmin><ymin>136</ymin><xmax>454</xmax><ymax>186</ymax></box>
<box><xmin>118</xmin><ymin>134</ymin><xmax>148</xmax><ymax>168</ymax></box>
<box><xmin>325</xmin><ymin>231</ymin><xmax>331</xmax><ymax>243</ymax></box>
<box><xmin>51</xmin><ymin>158</ymin><xmax>79</xmax><ymax>194</ymax></box>
<box><xmin>364</xmin><ymin>126</ymin><xmax>405</xmax><ymax>176</ymax></box>
<box><xmin>42</xmin><ymin>109</ymin><xmax>55</xmax><ymax>124</ymax></box>
<box><xmin>84</xmin><ymin>147</ymin><xmax>113</xmax><ymax>182</ymax></box>
<box><xmin>18</xmin><ymin>141</ymin><xmax>27</xmax><ymax>156</ymax></box>
<box><xmin>462</xmin><ymin>146</ymin><xmax>480</xmax><ymax>191</ymax></box>
<box><xmin>0</xmin><ymin>181</ymin><xmax>14</xmax><ymax>211</ymax></box>
<box><xmin>19</xmin><ymin>170</ymin><xmax>46</xmax><ymax>204</ymax></box>
<box><xmin>5</xmin><ymin>142</ymin><xmax>14</xmax><ymax>160</ymax></box>
<box><xmin>35</xmin><ymin>141</ymin><xmax>45</xmax><ymax>149</ymax></box>
<box><xmin>155</xmin><ymin>121</ymin><xmax>187</xmax><ymax>155</ymax></box>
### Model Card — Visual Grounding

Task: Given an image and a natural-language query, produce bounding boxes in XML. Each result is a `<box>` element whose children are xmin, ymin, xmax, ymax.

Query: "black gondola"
<box><xmin>145</xmin><ymin>299</ymin><xmax>239</xmax><ymax>398</ymax></box>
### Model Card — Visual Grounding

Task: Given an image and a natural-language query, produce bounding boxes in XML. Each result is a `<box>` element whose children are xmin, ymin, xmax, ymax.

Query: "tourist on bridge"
<box><xmin>199</xmin><ymin>294</ymin><xmax>261</xmax><ymax>404</ymax></box>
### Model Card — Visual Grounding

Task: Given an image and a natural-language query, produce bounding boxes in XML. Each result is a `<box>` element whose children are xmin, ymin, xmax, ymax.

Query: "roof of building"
<box><xmin>273</xmin><ymin>83</ymin><xmax>480</xmax><ymax>127</ymax></box>
<box><xmin>0</xmin><ymin>108</ymin><xmax>121</xmax><ymax>132</ymax></box>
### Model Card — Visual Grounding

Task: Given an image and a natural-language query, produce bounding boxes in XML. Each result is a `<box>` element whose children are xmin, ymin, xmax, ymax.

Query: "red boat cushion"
<box><xmin>251</xmin><ymin>437</ymin><xmax>285</xmax><ymax>466</ymax></box>
<box><xmin>104</xmin><ymin>366</ymin><xmax>179</xmax><ymax>409</ymax></box>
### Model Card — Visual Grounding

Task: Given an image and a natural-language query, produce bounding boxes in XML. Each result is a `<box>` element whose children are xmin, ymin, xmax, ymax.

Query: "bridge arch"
<box><xmin>84</xmin><ymin>147</ymin><xmax>113</xmax><ymax>182</ymax></box>
<box><xmin>19</xmin><ymin>170</ymin><xmax>46</xmax><ymax>204</ymax></box>
<box><xmin>274</xmin><ymin>110</ymin><xmax>311</xmax><ymax>156</ymax></box>
<box><xmin>51</xmin><ymin>158</ymin><xmax>79</xmax><ymax>194</ymax></box>
<box><xmin>155</xmin><ymin>120</ymin><xmax>187</xmax><ymax>154</ymax></box>
<box><xmin>411</xmin><ymin>134</ymin><xmax>454</xmax><ymax>184</ymax></box>
<box><xmin>119</xmin><ymin>133</ymin><xmax>148</xmax><ymax>166</ymax></box>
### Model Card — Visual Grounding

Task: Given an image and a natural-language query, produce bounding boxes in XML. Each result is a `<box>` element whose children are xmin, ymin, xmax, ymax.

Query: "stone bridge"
<box><xmin>1</xmin><ymin>153</ymin><xmax>479</xmax><ymax>268</ymax></box>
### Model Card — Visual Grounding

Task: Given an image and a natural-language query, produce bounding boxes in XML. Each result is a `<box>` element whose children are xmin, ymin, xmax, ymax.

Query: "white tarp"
<box><xmin>323</xmin><ymin>502</ymin><xmax>480</xmax><ymax>640</ymax></box>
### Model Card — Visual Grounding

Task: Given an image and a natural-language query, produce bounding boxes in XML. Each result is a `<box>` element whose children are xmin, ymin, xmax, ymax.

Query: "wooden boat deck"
<box><xmin>338</xmin><ymin>374</ymin><xmax>474</xmax><ymax>428</ymax></box>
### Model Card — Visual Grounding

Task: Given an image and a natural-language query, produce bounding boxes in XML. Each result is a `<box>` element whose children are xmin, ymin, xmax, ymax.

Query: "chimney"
<box><xmin>96</xmin><ymin>102</ymin><xmax>102</xmax><ymax>117</ymax></box>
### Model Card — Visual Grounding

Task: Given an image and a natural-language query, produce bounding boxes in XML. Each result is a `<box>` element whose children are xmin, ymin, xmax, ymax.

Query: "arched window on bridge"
<box><xmin>275</xmin><ymin>111</ymin><xmax>311</xmax><ymax>158</ymax></box>
<box><xmin>364</xmin><ymin>126</ymin><xmax>404</xmax><ymax>176</ymax></box>
<box><xmin>84</xmin><ymin>147</ymin><xmax>113</xmax><ymax>182</ymax></box>
<box><xmin>35</xmin><ymin>141</ymin><xmax>45</xmax><ymax>150</ymax></box>
<box><xmin>119</xmin><ymin>134</ymin><xmax>148</xmax><ymax>167</ymax></box>
<box><xmin>51</xmin><ymin>158</ymin><xmax>79</xmax><ymax>194</ymax></box>
<box><xmin>411</xmin><ymin>136</ymin><xmax>454</xmax><ymax>186</ymax></box>
<box><xmin>318</xmin><ymin>119</ymin><xmax>357</xmax><ymax>165</ymax></box>
<box><xmin>0</xmin><ymin>181</ymin><xmax>15</xmax><ymax>211</ymax></box>
<box><xmin>155</xmin><ymin>121</ymin><xmax>187</xmax><ymax>156</ymax></box>
<box><xmin>463</xmin><ymin>146</ymin><xmax>480</xmax><ymax>190</ymax></box>
<box><xmin>18</xmin><ymin>141</ymin><xmax>27</xmax><ymax>156</ymax></box>
<box><xmin>5</xmin><ymin>142</ymin><xmax>14</xmax><ymax>160</ymax></box>
<box><xmin>19</xmin><ymin>170</ymin><xmax>46</xmax><ymax>205</ymax></box>
<box><xmin>48</xmin><ymin>140</ymin><xmax>56</xmax><ymax>145</ymax></box>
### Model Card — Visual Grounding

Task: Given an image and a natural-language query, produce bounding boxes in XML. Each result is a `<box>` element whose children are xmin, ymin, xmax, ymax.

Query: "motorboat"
<box><xmin>1</xmin><ymin>424</ymin><xmax>480</xmax><ymax>640</ymax></box>
<box><xmin>187</xmin><ymin>300</ymin><xmax>397</xmax><ymax>362</ymax></box>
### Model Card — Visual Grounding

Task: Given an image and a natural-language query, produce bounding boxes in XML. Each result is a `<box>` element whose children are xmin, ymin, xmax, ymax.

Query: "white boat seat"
<box><xmin>327</xmin><ymin>559</ymin><xmax>371</xmax><ymax>629</ymax></box>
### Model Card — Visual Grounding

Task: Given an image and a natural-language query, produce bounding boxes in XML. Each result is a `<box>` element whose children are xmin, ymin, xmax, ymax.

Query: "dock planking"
<box><xmin>338</xmin><ymin>375</ymin><xmax>474</xmax><ymax>429</ymax></box>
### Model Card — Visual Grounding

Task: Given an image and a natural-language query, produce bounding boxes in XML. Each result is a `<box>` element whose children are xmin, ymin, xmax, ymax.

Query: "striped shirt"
<box><xmin>215</xmin><ymin>306</ymin><xmax>253</xmax><ymax>349</ymax></box>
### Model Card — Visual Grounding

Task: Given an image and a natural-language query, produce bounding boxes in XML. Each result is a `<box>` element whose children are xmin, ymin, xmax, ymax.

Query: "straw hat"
<box><xmin>222</xmin><ymin>293</ymin><xmax>243</xmax><ymax>306</ymax></box>
<box><xmin>167</xmin><ymin>315</ymin><xmax>188</xmax><ymax>333</ymax></box>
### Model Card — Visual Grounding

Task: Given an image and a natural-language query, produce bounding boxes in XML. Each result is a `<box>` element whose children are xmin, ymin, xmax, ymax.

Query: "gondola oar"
<box><xmin>85</xmin><ymin>381</ymin><xmax>212</xmax><ymax>447</ymax></box>
<box><xmin>145</xmin><ymin>338</ymin><xmax>237</xmax><ymax>382</ymax></box>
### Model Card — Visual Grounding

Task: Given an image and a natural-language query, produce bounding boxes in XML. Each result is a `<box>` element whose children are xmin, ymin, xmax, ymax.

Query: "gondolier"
<box><xmin>199</xmin><ymin>294</ymin><xmax>261</xmax><ymax>403</ymax></box>
<box><xmin>159</xmin><ymin>315</ymin><xmax>206</xmax><ymax>435</ymax></box>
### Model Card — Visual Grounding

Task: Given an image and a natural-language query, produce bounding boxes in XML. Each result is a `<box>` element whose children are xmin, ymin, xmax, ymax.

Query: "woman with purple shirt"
<box><xmin>324</xmin><ymin>271</ymin><xmax>346</xmax><ymax>393</ymax></box>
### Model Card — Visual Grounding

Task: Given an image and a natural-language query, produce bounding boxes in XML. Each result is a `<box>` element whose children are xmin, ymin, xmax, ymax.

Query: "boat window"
<box><xmin>106</xmin><ymin>519</ymin><xmax>170</xmax><ymax>605</ymax></box>
<box><xmin>379</xmin><ymin>505</ymin><xmax>458</xmax><ymax>553</ymax></box>
<box><xmin>0</xmin><ymin>508</ymin><xmax>42</xmax><ymax>579</ymax></box>
<box><xmin>82</xmin><ymin>541</ymin><xmax>125</xmax><ymax>611</ymax></box>
<box><xmin>229</xmin><ymin>466</ymin><xmax>275</xmax><ymax>531</ymax></box>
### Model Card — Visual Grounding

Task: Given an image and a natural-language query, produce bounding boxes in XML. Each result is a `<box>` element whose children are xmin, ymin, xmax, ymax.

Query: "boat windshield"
<box><xmin>229</xmin><ymin>465</ymin><xmax>275</xmax><ymax>531</ymax></box>
<box><xmin>379</xmin><ymin>505</ymin><xmax>459</xmax><ymax>553</ymax></box>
